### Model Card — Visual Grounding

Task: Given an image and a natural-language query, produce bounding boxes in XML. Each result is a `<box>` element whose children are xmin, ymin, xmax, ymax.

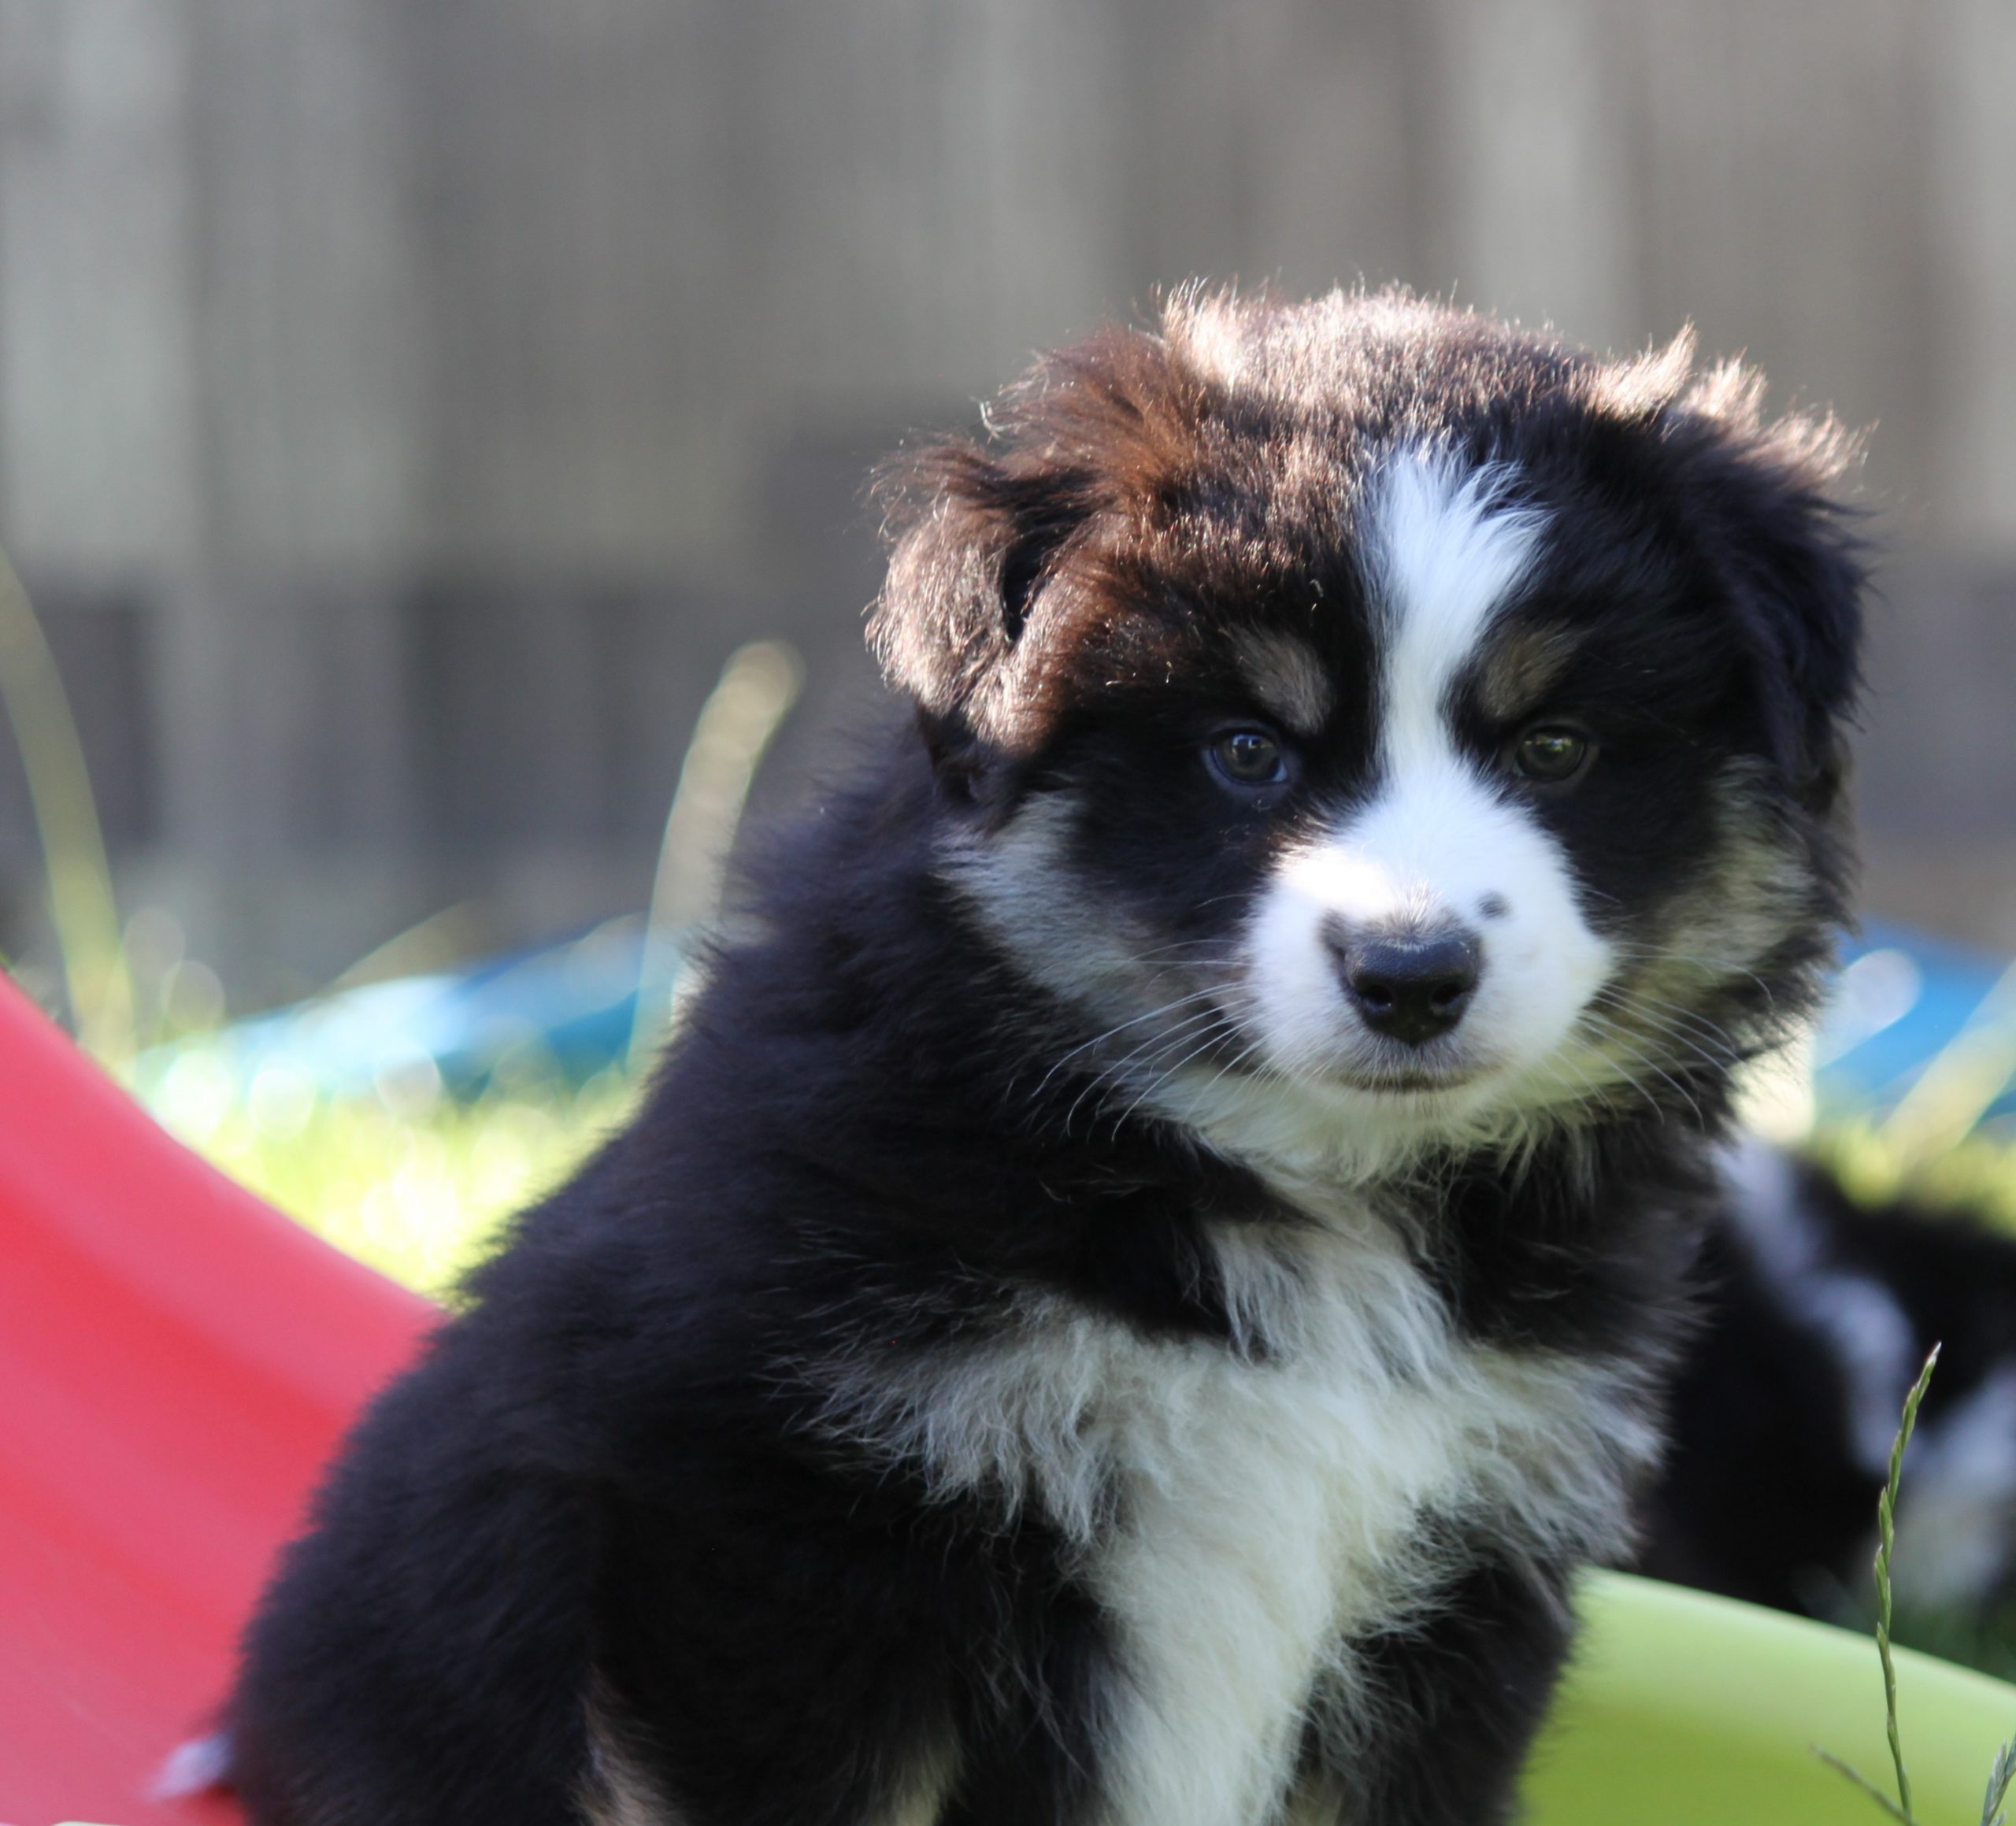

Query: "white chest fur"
<box><xmin>821</xmin><ymin>1220</ymin><xmax>1657</xmax><ymax>1826</ymax></box>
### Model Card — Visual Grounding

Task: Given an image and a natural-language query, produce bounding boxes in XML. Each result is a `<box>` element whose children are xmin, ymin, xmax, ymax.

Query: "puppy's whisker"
<box><xmin>1571</xmin><ymin>1014</ymin><xmax>1710</xmax><ymax>1124</ymax></box>
<box><xmin>1058</xmin><ymin>1003</ymin><xmax>1241</xmax><ymax>1132</ymax></box>
<box><xmin>1586</xmin><ymin>997</ymin><xmax>1738</xmax><ymax>1065</ymax></box>
<box><xmin>1110</xmin><ymin>1018</ymin><xmax>1247</xmax><ymax>1133</ymax></box>
<box><xmin>1031</xmin><ymin>987</ymin><xmax>1240</xmax><ymax>1103</ymax></box>
<box><xmin>1585</xmin><ymin>996</ymin><xmax>1750</xmax><ymax>1078</ymax></box>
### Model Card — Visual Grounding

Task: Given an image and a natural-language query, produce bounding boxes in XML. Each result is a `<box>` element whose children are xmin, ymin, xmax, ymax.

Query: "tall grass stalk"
<box><xmin>1984</xmin><ymin>1736</ymin><xmax>2016</xmax><ymax>1826</ymax></box>
<box><xmin>1819</xmin><ymin>1344</ymin><xmax>1939</xmax><ymax>1823</ymax></box>
<box><xmin>0</xmin><ymin>541</ymin><xmax>133</xmax><ymax>1063</ymax></box>
<box><xmin>628</xmin><ymin>639</ymin><xmax>801</xmax><ymax>1069</ymax></box>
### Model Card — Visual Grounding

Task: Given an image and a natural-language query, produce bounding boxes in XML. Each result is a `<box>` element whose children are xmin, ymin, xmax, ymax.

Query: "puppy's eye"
<box><xmin>1510</xmin><ymin>724</ymin><xmax>1593</xmax><ymax>784</ymax></box>
<box><xmin>1208</xmin><ymin>728</ymin><xmax>1288</xmax><ymax>788</ymax></box>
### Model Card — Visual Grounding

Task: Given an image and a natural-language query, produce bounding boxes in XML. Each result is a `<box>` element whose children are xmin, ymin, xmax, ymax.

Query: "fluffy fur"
<box><xmin>224</xmin><ymin>287</ymin><xmax>1866</xmax><ymax>1825</ymax></box>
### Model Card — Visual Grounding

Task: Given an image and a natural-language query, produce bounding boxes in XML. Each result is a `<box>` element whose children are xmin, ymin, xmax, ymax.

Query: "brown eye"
<box><xmin>1511</xmin><ymin>725</ymin><xmax>1592</xmax><ymax>783</ymax></box>
<box><xmin>1209</xmin><ymin>728</ymin><xmax>1288</xmax><ymax>787</ymax></box>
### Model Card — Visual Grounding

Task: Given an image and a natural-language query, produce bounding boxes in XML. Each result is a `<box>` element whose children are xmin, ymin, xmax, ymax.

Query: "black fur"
<box><xmin>227</xmin><ymin>289</ymin><xmax>1868</xmax><ymax>1825</ymax></box>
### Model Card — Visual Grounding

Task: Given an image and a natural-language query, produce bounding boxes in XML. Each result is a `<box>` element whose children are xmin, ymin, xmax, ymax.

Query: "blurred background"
<box><xmin>5</xmin><ymin>0</ymin><xmax>2016</xmax><ymax>1002</ymax></box>
<box><xmin>2</xmin><ymin>0</ymin><xmax>2016</xmax><ymax>1280</ymax></box>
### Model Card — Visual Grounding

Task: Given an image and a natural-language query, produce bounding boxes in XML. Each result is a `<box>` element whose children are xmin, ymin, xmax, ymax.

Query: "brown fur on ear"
<box><xmin>1580</xmin><ymin>325</ymin><xmax>1699</xmax><ymax>423</ymax></box>
<box><xmin>1679</xmin><ymin>357</ymin><xmax>1866</xmax><ymax>494</ymax></box>
<box><xmin>867</xmin><ymin>325</ymin><xmax>1217</xmax><ymax>757</ymax></box>
<box><xmin>1583</xmin><ymin>326</ymin><xmax>1866</xmax><ymax>498</ymax></box>
<box><xmin>867</xmin><ymin>439</ymin><xmax>1099</xmax><ymax>736</ymax></box>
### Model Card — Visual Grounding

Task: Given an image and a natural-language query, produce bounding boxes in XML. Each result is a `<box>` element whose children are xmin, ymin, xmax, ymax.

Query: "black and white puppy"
<box><xmin>226</xmin><ymin>289</ymin><xmax>1866</xmax><ymax>1826</ymax></box>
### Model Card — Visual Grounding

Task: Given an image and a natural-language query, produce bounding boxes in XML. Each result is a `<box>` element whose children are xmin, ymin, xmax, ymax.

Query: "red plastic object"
<box><xmin>0</xmin><ymin>977</ymin><xmax>435</xmax><ymax>1824</ymax></box>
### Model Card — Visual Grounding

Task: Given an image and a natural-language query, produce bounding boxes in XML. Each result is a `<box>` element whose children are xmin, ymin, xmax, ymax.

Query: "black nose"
<box><xmin>1336</xmin><ymin>932</ymin><xmax>1481</xmax><ymax>1046</ymax></box>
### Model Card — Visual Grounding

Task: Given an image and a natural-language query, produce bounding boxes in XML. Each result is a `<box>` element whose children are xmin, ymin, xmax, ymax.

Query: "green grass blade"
<box><xmin>1876</xmin><ymin>1346</ymin><xmax>1941</xmax><ymax>1824</ymax></box>
<box><xmin>630</xmin><ymin>639</ymin><xmax>801</xmax><ymax>1070</ymax></box>
<box><xmin>1815</xmin><ymin>1748</ymin><xmax>1915</xmax><ymax>1824</ymax></box>
<box><xmin>0</xmin><ymin>542</ymin><xmax>134</xmax><ymax>1063</ymax></box>
<box><xmin>1818</xmin><ymin>1343</ymin><xmax>1941</xmax><ymax>1824</ymax></box>
<box><xmin>1983</xmin><ymin>1733</ymin><xmax>2016</xmax><ymax>1826</ymax></box>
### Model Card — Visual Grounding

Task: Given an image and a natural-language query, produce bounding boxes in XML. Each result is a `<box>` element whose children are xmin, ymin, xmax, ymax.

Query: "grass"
<box><xmin>0</xmin><ymin>543</ymin><xmax>132</xmax><ymax>1063</ymax></box>
<box><xmin>0</xmin><ymin>566</ymin><xmax>794</xmax><ymax>1298</ymax></box>
<box><xmin>1813</xmin><ymin>1116</ymin><xmax>2016</xmax><ymax>1240</ymax></box>
<box><xmin>1819</xmin><ymin>1348</ymin><xmax>2016</xmax><ymax>1826</ymax></box>
<box><xmin>142</xmin><ymin>1039</ymin><xmax>640</xmax><ymax>1298</ymax></box>
<box><xmin>1818</xmin><ymin>1345</ymin><xmax>1943</xmax><ymax>1822</ymax></box>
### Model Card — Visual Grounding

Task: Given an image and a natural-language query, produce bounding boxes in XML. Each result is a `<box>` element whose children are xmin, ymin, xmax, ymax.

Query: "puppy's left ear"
<box><xmin>1684</xmin><ymin>367</ymin><xmax>1869</xmax><ymax>819</ymax></box>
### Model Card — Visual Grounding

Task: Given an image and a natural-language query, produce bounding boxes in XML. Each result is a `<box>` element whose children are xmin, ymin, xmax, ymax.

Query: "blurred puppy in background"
<box><xmin>1651</xmin><ymin>1139</ymin><xmax>2016</xmax><ymax>1627</ymax></box>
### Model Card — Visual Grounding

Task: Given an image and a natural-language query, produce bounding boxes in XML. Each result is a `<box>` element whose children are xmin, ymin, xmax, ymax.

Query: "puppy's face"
<box><xmin>874</xmin><ymin>293</ymin><xmax>1862</xmax><ymax>1174</ymax></box>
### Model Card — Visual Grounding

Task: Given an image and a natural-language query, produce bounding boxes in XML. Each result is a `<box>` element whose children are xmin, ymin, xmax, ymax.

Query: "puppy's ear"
<box><xmin>1682</xmin><ymin>365</ymin><xmax>1869</xmax><ymax>820</ymax></box>
<box><xmin>869</xmin><ymin>327</ymin><xmax>1203</xmax><ymax>783</ymax></box>
<box><xmin>868</xmin><ymin>439</ymin><xmax>1102</xmax><ymax>772</ymax></box>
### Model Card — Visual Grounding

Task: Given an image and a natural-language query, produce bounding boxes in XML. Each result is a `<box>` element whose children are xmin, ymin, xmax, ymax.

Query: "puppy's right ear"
<box><xmin>868</xmin><ymin>439</ymin><xmax>1101</xmax><ymax>773</ymax></box>
<box><xmin>872</xmin><ymin>325</ymin><xmax>1203</xmax><ymax>780</ymax></box>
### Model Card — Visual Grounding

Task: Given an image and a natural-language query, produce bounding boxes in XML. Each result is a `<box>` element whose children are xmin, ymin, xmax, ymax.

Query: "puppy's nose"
<box><xmin>1333</xmin><ymin>930</ymin><xmax>1481</xmax><ymax>1046</ymax></box>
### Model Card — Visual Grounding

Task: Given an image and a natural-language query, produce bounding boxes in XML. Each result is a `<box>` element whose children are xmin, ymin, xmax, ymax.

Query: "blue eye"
<box><xmin>1209</xmin><ymin>728</ymin><xmax>1288</xmax><ymax>787</ymax></box>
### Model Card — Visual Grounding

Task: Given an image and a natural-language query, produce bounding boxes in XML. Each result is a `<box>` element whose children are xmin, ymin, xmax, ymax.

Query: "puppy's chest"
<box><xmin>1041</xmin><ymin>1247</ymin><xmax>1643</xmax><ymax>1825</ymax></box>
<box><xmin>1104</xmin><ymin>1320</ymin><xmax>1455</xmax><ymax>1609</ymax></box>
<box><xmin>828</xmin><ymin>1230</ymin><xmax>1650</xmax><ymax>1825</ymax></box>
<box><xmin>1087</xmin><ymin>1368</ymin><xmax>1445</xmax><ymax>1813</ymax></box>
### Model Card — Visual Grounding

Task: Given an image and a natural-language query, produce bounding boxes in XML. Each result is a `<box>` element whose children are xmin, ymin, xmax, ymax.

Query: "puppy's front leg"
<box><xmin>1296</xmin><ymin>1554</ymin><xmax>1574</xmax><ymax>1826</ymax></box>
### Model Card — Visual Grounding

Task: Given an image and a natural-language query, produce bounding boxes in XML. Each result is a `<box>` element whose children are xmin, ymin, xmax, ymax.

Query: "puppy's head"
<box><xmin>871</xmin><ymin>289</ymin><xmax>1863</xmax><ymax>1176</ymax></box>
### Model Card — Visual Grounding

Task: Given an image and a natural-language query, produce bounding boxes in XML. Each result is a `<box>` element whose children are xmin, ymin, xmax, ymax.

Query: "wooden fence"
<box><xmin>2</xmin><ymin>0</ymin><xmax>2013</xmax><ymax>992</ymax></box>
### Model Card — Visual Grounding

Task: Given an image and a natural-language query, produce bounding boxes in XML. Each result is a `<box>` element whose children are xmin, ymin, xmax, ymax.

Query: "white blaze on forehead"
<box><xmin>1366</xmin><ymin>452</ymin><xmax>1546</xmax><ymax>772</ymax></box>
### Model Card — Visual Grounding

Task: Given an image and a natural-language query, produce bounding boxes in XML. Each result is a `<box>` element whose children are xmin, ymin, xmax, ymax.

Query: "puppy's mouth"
<box><xmin>1152</xmin><ymin>1002</ymin><xmax>1500</xmax><ymax>1098</ymax></box>
<box><xmin>1333</xmin><ymin>1067</ymin><xmax>1484</xmax><ymax>1095</ymax></box>
<box><xmin>1327</xmin><ymin>1042</ymin><xmax>1503</xmax><ymax>1095</ymax></box>
<box><xmin>1198</xmin><ymin>1028</ymin><xmax>1496</xmax><ymax>1095</ymax></box>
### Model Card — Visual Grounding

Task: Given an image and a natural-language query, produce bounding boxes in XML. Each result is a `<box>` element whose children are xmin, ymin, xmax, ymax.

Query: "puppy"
<box><xmin>225</xmin><ymin>287</ymin><xmax>1865</xmax><ymax>1825</ymax></box>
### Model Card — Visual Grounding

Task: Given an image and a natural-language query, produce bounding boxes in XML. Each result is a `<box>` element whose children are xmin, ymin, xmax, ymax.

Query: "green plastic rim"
<box><xmin>39</xmin><ymin>1574</ymin><xmax>2016</xmax><ymax>1826</ymax></box>
<box><xmin>1526</xmin><ymin>1571</ymin><xmax>2016</xmax><ymax>1823</ymax></box>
